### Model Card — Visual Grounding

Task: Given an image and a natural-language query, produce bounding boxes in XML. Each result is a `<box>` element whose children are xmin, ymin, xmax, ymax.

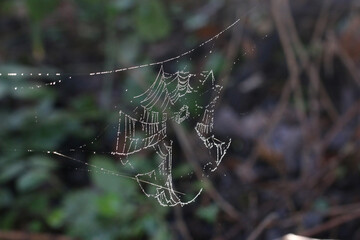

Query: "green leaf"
<box><xmin>27</xmin><ymin>220</ymin><xmax>43</xmax><ymax>232</ymax></box>
<box><xmin>112</xmin><ymin>0</ymin><xmax>134</xmax><ymax>11</ymax></box>
<box><xmin>205</xmin><ymin>52</ymin><xmax>225</xmax><ymax>75</ymax></box>
<box><xmin>184</xmin><ymin>14</ymin><xmax>209</xmax><ymax>31</ymax></box>
<box><xmin>63</xmin><ymin>190</ymin><xmax>98</xmax><ymax>219</ymax></box>
<box><xmin>90</xmin><ymin>156</ymin><xmax>119</xmax><ymax>192</ymax></box>
<box><xmin>29</xmin><ymin>155</ymin><xmax>58</xmax><ymax>170</ymax></box>
<box><xmin>27</xmin><ymin>194</ymin><xmax>49</xmax><ymax>215</ymax></box>
<box><xmin>0</xmin><ymin>80</ymin><xmax>8</xmax><ymax>99</ymax></box>
<box><xmin>118</xmin><ymin>36</ymin><xmax>141</xmax><ymax>65</ymax></box>
<box><xmin>16</xmin><ymin>169</ymin><xmax>50</xmax><ymax>192</ymax></box>
<box><xmin>0</xmin><ymin>1</ymin><xmax>15</xmax><ymax>14</ymax></box>
<box><xmin>62</xmin><ymin>190</ymin><xmax>100</xmax><ymax>238</ymax></box>
<box><xmin>97</xmin><ymin>193</ymin><xmax>122</xmax><ymax>218</ymax></box>
<box><xmin>0</xmin><ymin>211</ymin><xmax>17</xmax><ymax>230</ymax></box>
<box><xmin>134</xmin><ymin>0</ymin><xmax>172</xmax><ymax>41</ymax></box>
<box><xmin>90</xmin><ymin>156</ymin><xmax>137</xmax><ymax>196</ymax></box>
<box><xmin>313</xmin><ymin>198</ymin><xmax>329</xmax><ymax>213</ymax></box>
<box><xmin>153</xmin><ymin>224</ymin><xmax>172</xmax><ymax>240</ymax></box>
<box><xmin>0</xmin><ymin>161</ymin><xmax>26</xmax><ymax>183</ymax></box>
<box><xmin>0</xmin><ymin>189</ymin><xmax>13</xmax><ymax>208</ymax></box>
<box><xmin>196</xmin><ymin>204</ymin><xmax>219</xmax><ymax>223</ymax></box>
<box><xmin>26</xmin><ymin>0</ymin><xmax>59</xmax><ymax>22</ymax></box>
<box><xmin>173</xmin><ymin>163</ymin><xmax>192</xmax><ymax>178</ymax></box>
<box><xmin>47</xmin><ymin>209</ymin><xmax>65</xmax><ymax>229</ymax></box>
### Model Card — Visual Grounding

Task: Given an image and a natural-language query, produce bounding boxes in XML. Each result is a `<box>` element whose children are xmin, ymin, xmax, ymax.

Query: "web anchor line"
<box><xmin>51</xmin><ymin>151</ymin><xmax>185</xmax><ymax>195</ymax></box>
<box><xmin>1</xmin><ymin>17</ymin><xmax>244</xmax><ymax>78</ymax></box>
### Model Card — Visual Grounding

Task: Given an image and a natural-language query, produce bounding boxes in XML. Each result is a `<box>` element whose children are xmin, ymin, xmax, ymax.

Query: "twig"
<box><xmin>277</xmin><ymin>203</ymin><xmax>360</xmax><ymax>229</ymax></box>
<box><xmin>271</xmin><ymin>0</ymin><xmax>307</xmax><ymax>125</ymax></box>
<box><xmin>311</xmin><ymin>0</ymin><xmax>332</xmax><ymax>42</ymax></box>
<box><xmin>221</xmin><ymin>222</ymin><xmax>243</xmax><ymax>240</ymax></box>
<box><xmin>242</xmin><ymin>0</ymin><xmax>304</xmax><ymax>168</ymax></box>
<box><xmin>215</xmin><ymin>8</ymin><xmax>245</xmax><ymax>106</ymax></box>
<box><xmin>321</xmin><ymin>99</ymin><xmax>360</xmax><ymax>150</ymax></box>
<box><xmin>330</xmin><ymin>32</ymin><xmax>360</xmax><ymax>87</ymax></box>
<box><xmin>175</xmin><ymin>206</ymin><xmax>193</xmax><ymax>240</ymax></box>
<box><xmin>171</xmin><ymin>121</ymin><xmax>242</xmax><ymax>221</ymax></box>
<box><xmin>246</xmin><ymin>212</ymin><xmax>278</xmax><ymax>240</ymax></box>
<box><xmin>246</xmin><ymin>81</ymin><xmax>292</xmax><ymax>167</ymax></box>
<box><xmin>299</xmin><ymin>209</ymin><xmax>360</xmax><ymax>237</ymax></box>
<box><xmin>281</xmin><ymin>0</ymin><xmax>339</xmax><ymax>124</ymax></box>
<box><xmin>271</xmin><ymin>0</ymin><xmax>311</xmax><ymax>177</ymax></box>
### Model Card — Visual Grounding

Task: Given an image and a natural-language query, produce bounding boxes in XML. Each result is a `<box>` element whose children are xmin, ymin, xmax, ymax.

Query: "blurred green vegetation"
<box><xmin>0</xmin><ymin>66</ymin><xmax>175</xmax><ymax>239</ymax></box>
<box><xmin>0</xmin><ymin>0</ymin><xmax>221</xmax><ymax>239</ymax></box>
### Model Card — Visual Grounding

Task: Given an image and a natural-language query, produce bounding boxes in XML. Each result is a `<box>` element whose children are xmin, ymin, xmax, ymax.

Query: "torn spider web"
<box><xmin>0</xmin><ymin>12</ymin><xmax>265</xmax><ymax>206</ymax></box>
<box><xmin>112</xmin><ymin>66</ymin><xmax>231</xmax><ymax>206</ymax></box>
<box><xmin>4</xmin><ymin>52</ymin><xmax>234</xmax><ymax>207</ymax></box>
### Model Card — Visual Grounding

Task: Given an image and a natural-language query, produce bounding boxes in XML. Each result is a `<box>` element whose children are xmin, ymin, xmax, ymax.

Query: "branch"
<box><xmin>171</xmin><ymin>121</ymin><xmax>242</xmax><ymax>221</ymax></box>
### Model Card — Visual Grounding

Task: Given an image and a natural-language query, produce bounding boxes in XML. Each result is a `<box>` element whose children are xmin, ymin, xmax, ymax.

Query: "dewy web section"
<box><xmin>0</xmin><ymin>8</ymin><xmax>264</xmax><ymax>206</ymax></box>
<box><xmin>111</xmin><ymin>66</ymin><xmax>231</xmax><ymax>206</ymax></box>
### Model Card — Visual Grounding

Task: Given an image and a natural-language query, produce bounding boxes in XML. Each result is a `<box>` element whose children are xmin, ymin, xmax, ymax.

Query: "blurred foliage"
<box><xmin>196</xmin><ymin>204</ymin><xmax>219</xmax><ymax>224</ymax></box>
<box><xmin>134</xmin><ymin>0</ymin><xmax>172</xmax><ymax>42</ymax></box>
<box><xmin>0</xmin><ymin>0</ymin><xmax>213</xmax><ymax>239</ymax></box>
<box><xmin>0</xmin><ymin>70</ymin><xmax>173</xmax><ymax>240</ymax></box>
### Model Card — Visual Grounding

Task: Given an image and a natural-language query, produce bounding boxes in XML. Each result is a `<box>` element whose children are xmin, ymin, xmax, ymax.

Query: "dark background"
<box><xmin>0</xmin><ymin>0</ymin><xmax>360</xmax><ymax>239</ymax></box>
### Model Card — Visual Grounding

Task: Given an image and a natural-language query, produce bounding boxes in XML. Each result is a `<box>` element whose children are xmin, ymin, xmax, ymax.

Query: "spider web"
<box><xmin>0</xmin><ymin>8</ymin><xmax>261</xmax><ymax>206</ymax></box>
<box><xmin>108</xmin><ymin>67</ymin><xmax>231</xmax><ymax>206</ymax></box>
